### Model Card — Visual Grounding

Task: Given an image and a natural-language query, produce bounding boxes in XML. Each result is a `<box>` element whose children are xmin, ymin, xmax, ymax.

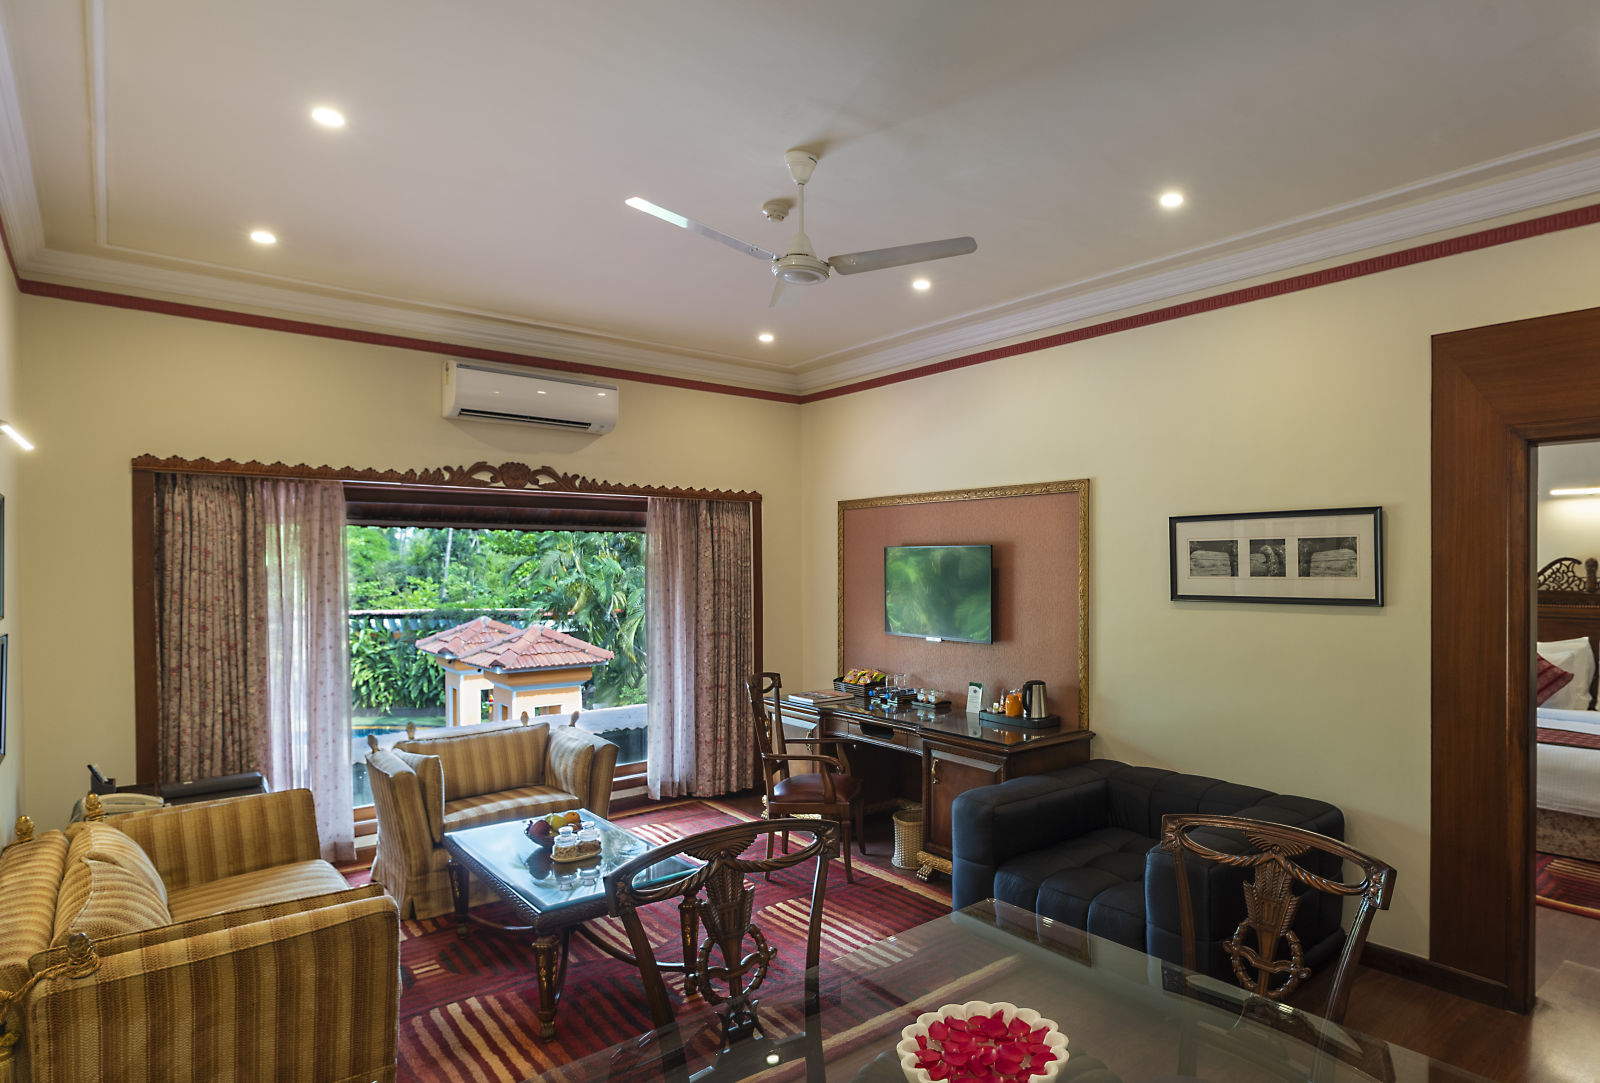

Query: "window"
<box><xmin>347</xmin><ymin>525</ymin><xmax>647</xmax><ymax>807</ymax></box>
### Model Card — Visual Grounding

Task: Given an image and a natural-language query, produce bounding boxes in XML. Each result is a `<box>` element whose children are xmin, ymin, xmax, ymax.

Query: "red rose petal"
<box><xmin>926</xmin><ymin>1065</ymin><xmax>949</xmax><ymax>1082</ymax></box>
<box><xmin>1008</xmin><ymin>1019</ymin><xmax>1031</xmax><ymax>1038</ymax></box>
<box><xmin>928</xmin><ymin>1021</ymin><xmax>948</xmax><ymax>1042</ymax></box>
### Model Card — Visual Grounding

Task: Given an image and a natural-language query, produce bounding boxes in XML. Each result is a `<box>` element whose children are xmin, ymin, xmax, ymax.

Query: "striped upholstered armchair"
<box><xmin>365</xmin><ymin>716</ymin><xmax>619</xmax><ymax>919</ymax></box>
<box><xmin>0</xmin><ymin>789</ymin><xmax>400</xmax><ymax>1083</ymax></box>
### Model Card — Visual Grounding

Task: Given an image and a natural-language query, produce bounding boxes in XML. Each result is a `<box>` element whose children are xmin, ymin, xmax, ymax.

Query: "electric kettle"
<box><xmin>1020</xmin><ymin>680</ymin><xmax>1047</xmax><ymax>719</ymax></box>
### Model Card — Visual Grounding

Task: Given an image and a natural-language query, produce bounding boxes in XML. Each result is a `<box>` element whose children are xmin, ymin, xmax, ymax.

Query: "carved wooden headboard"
<box><xmin>1536</xmin><ymin>557</ymin><xmax>1600</xmax><ymax>700</ymax></box>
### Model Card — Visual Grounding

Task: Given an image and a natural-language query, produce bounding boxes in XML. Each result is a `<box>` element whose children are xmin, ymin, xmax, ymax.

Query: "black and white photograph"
<box><xmin>1188</xmin><ymin>539</ymin><xmax>1238</xmax><ymax>577</ymax></box>
<box><xmin>1249</xmin><ymin>539</ymin><xmax>1287</xmax><ymax>578</ymax></box>
<box><xmin>1299</xmin><ymin>536</ymin><xmax>1359</xmax><ymax>577</ymax></box>
<box><xmin>1170</xmin><ymin>507</ymin><xmax>1383</xmax><ymax>605</ymax></box>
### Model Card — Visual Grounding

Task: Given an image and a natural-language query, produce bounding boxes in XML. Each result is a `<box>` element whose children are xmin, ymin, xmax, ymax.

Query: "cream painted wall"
<box><xmin>799</xmin><ymin>222</ymin><xmax>1600</xmax><ymax>957</ymax></box>
<box><xmin>0</xmin><ymin>267</ymin><xmax>19</xmax><ymax>841</ymax></box>
<box><xmin>16</xmin><ymin>298</ymin><xmax>802</xmax><ymax>827</ymax></box>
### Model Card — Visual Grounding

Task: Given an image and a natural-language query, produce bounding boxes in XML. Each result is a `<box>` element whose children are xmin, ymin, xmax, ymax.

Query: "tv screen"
<box><xmin>884</xmin><ymin>545</ymin><xmax>993</xmax><ymax>643</ymax></box>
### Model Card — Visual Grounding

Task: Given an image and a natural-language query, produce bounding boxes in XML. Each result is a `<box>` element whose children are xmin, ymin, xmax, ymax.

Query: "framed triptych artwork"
<box><xmin>1169</xmin><ymin>506</ymin><xmax>1384</xmax><ymax>606</ymax></box>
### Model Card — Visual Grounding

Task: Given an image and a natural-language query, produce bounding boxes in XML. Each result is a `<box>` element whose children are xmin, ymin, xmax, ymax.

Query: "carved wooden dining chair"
<box><xmin>746</xmin><ymin>672</ymin><xmax>865</xmax><ymax>883</ymax></box>
<box><xmin>603</xmin><ymin>817</ymin><xmax>839</xmax><ymax>1083</ymax></box>
<box><xmin>1156</xmin><ymin>813</ymin><xmax>1398</xmax><ymax>1081</ymax></box>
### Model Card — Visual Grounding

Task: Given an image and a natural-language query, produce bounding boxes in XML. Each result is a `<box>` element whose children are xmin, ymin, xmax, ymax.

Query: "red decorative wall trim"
<box><xmin>798</xmin><ymin>202</ymin><xmax>1600</xmax><ymax>403</ymax></box>
<box><xmin>11</xmin><ymin>201</ymin><xmax>1600</xmax><ymax>404</ymax></box>
<box><xmin>16</xmin><ymin>279</ymin><xmax>804</xmax><ymax>405</ymax></box>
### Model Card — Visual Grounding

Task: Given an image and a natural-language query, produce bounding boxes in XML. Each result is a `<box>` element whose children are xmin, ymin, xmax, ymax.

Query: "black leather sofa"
<box><xmin>952</xmin><ymin>759</ymin><xmax>1347</xmax><ymax>979</ymax></box>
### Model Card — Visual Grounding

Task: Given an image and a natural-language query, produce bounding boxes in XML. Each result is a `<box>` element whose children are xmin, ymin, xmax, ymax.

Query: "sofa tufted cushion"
<box><xmin>54</xmin><ymin>857</ymin><xmax>173</xmax><ymax>946</ymax></box>
<box><xmin>399</xmin><ymin>722</ymin><xmax>551</xmax><ymax>801</ymax></box>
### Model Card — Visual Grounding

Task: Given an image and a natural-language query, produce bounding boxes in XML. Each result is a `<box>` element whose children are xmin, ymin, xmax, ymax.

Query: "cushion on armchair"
<box><xmin>391</xmin><ymin>747</ymin><xmax>447</xmax><ymax>843</ymax></box>
<box><xmin>548</xmin><ymin>727</ymin><xmax>597</xmax><ymax>799</ymax></box>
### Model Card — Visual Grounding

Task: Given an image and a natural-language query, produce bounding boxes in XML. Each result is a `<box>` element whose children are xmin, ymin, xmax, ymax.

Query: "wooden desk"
<box><xmin>777</xmin><ymin>699</ymin><xmax>1093</xmax><ymax>880</ymax></box>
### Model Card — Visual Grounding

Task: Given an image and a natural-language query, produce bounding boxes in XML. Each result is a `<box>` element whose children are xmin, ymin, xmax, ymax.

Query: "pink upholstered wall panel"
<box><xmin>840</xmin><ymin>488</ymin><xmax>1083</xmax><ymax>725</ymax></box>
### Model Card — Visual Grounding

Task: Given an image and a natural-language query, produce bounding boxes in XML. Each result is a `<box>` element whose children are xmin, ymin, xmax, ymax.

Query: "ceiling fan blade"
<box><xmin>828</xmin><ymin>236</ymin><xmax>977</xmax><ymax>275</ymax></box>
<box><xmin>625</xmin><ymin>197</ymin><xmax>778</xmax><ymax>261</ymax></box>
<box><xmin>769</xmin><ymin>279</ymin><xmax>804</xmax><ymax>308</ymax></box>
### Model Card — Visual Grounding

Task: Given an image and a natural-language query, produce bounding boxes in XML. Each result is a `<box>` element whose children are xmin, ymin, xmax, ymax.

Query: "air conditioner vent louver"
<box><xmin>455</xmin><ymin>408</ymin><xmax>594</xmax><ymax>430</ymax></box>
<box><xmin>442</xmin><ymin>360</ymin><xmax>617</xmax><ymax>434</ymax></box>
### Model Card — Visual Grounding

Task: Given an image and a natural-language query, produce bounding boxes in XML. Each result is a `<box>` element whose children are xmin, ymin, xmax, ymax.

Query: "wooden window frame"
<box><xmin>130</xmin><ymin>457</ymin><xmax>763</xmax><ymax>786</ymax></box>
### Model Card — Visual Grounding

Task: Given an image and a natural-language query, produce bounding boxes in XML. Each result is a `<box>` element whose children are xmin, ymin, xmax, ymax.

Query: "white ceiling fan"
<box><xmin>626</xmin><ymin>149</ymin><xmax>977</xmax><ymax>306</ymax></box>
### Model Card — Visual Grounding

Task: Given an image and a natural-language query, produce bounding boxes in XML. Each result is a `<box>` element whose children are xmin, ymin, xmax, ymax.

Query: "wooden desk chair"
<box><xmin>746</xmin><ymin>672</ymin><xmax>865</xmax><ymax>884</ymax></box>
<box><xmin>603</xmin><ymin>818</ymin><xmax>839</xmax><ymax>1083</ymax></box>
<box><xmin>1156</xmin><ymin>813</ymin><xmax>1398</xmax><ymax>1081</ymax></box>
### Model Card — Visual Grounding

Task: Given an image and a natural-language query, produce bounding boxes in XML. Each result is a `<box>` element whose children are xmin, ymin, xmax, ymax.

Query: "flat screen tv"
<box><xmin>884</xmin><ymin>544</ymin><xmax>993</xmax><ymax>643</ymax></box>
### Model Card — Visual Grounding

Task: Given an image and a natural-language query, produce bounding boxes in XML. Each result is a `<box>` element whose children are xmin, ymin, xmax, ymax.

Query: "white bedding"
<box><xmin>1535</xmin><ymin>707</ymin><xmax>1600</xmax><ymax>818</ymax></box>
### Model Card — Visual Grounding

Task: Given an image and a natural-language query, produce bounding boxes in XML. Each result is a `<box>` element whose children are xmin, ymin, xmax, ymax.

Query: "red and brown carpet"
<box><xmin>1535</xmin><ymin>852</ymin><xmax>1600</xmax><ymax>919</ymax></box>
<box><xmin>353</xmin><ymin>799</ymin><xmax>953</xmax><ymax>1082</ymax></box>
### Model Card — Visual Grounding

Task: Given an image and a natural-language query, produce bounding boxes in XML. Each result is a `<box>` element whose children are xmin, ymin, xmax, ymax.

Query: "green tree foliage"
<box><xmin>347</xmin><ymin>527</ymin><xmax>647</xmax><ymax>709</ymax></box>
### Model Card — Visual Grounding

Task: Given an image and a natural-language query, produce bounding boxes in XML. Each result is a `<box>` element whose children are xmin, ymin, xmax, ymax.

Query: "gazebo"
<box><xmin>414</xmin><ymin>616</ymin><xmax>615</xmax><ymax>726</ymax></box>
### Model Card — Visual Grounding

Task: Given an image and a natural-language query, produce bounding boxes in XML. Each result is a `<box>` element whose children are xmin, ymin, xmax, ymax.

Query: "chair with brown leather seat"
<box><xmin>746</xmin><ymin>672</ymin><xmax>865</xmax><ymax>883</ymax></box>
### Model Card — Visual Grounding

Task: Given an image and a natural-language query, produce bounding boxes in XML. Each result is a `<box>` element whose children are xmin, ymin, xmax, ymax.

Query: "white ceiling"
<box><xmin>5</xmin><ymin>1</ymin><xmax>1600</xmax><ymax>394</ymax></box>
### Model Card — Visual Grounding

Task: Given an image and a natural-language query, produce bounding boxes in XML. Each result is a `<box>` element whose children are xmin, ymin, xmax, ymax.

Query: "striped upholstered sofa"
<box><xmin>365</xmin><ymin>716</ymin><xmax>619</xmax><ymax>919</ymax></box>
<box><xmin>0</xmin><ymin>789</ymin><xmax>399</xmax><ymax>1083</ymax></box>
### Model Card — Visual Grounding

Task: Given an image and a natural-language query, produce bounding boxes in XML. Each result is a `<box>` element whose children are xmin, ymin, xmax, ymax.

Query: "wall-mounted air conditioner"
<box><xmin>442</xmin><ymin>360</ymin><xmax>618</xmax><ymax>433</ymax></box>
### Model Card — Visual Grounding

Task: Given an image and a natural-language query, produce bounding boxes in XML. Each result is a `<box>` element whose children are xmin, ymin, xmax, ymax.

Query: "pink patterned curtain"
<box><xmin>154</xmin><ymin>473</ymin><xmax>352</xmax><ymax>861</ymax></box>
<box><xmin>260</xmin><ymin>479</ymin><xmax>354</xmax><ymax>862</ymax></box>
<box><xmin>645</xmin><ymin>498</ymin><xmax>756</xmax><ymax>798</ymax></box>
<box><xmin>154</xmin><ymin>474</ymin><xmax>267</xmax><ymax>784</ymax></box>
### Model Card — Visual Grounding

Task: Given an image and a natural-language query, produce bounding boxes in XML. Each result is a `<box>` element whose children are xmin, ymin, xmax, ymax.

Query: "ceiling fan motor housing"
<box><xmin>774</xmin><ymin>252</ymin><xmax>830</xmax><ymax>283</ymax></box>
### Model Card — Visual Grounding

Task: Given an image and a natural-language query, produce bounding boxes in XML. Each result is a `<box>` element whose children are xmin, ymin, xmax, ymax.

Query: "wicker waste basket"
<box><xmin>891</xmin><ymin>806</ymin><xmax>924</xmax><ymax>869</ymax></box>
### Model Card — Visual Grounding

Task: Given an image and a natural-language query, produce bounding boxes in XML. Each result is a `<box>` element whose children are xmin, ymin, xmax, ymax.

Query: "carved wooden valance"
<box><xmin>1536</xmin><ymin>556</ymin><xmax>1600</xmax><ymax>606</ymax></box>
<box><xmin>130</xmin><ymin>455</ymin><xmax>761</xmax><ymax>502</ymax></box>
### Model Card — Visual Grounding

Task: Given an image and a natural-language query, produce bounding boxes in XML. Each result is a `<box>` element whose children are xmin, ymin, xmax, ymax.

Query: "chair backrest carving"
<box><xmin>604</xmin><ymin>817</ymin><xmax>838</xmax><ymax>1081</ymax></box>
<box><xmin>1159</xmin><ymin>813</ymin><xmax>1396</xmax><ymax>1025</ymax></box>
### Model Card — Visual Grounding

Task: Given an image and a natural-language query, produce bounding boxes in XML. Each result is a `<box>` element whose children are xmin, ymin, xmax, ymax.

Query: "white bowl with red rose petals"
<box><xmin>897</xmin><ymin>1000</ymin><xmax>1069</xmax><ymax>1083</ymax></box>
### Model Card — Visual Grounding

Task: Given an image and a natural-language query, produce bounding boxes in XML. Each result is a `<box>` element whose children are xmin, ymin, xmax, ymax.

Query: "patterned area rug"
<box><xmin>362</xmin><ymin>799</ymin><xmax>952</xmax><ymax>1082</ymax></box>
<box><xmin>1535</xmin><ymin>852</ymin><xmax>1600</xmax><ymax>919</ymax></box>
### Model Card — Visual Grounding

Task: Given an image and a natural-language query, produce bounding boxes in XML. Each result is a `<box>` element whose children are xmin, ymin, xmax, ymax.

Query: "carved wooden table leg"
<box><xmin>447</xmin><ymin>864</ymin><xmax>470</xmax><ymax>936</ymax></box>
<box><xmin>533</xmin><ymin>930</ymin><xmax>572</xmax><ymax>1040</ymax></box>
<box><xmin>679</xmin><ymin>898</ymin><xmax>700</xmax><ymax>997</ymax></box>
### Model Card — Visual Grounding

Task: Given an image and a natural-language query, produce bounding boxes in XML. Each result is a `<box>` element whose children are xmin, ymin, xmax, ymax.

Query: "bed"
<box><xmin>1535</xmin><ymin>556</ymin><xmax>1600</xmax><ymax>861</ymax></box>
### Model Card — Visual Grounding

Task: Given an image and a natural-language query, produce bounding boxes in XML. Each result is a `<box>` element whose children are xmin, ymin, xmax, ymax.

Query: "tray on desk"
<box><xmin>977</xmin><ymin>710</ymin><xmax>1060</xmax><ymax>730</ymax></box>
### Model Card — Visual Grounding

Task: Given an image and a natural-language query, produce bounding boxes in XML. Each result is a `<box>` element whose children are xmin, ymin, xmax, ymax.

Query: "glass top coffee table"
<box><xmin>443</xmin><ymin>809</ymin><xmax>698</xmax><ymax>1040</ymax></box>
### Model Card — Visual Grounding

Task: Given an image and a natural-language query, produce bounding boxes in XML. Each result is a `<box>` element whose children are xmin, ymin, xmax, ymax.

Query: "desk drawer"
<box><xmin>844</xmin><ymin>718</ymin><xmax>922</xmax><ymax>753</ymax></box>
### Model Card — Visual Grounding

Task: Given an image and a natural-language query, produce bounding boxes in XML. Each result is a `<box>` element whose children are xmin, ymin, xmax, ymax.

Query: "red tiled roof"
<box><xmin>415</xmin><ymin>616</ymin><xmax>613</xmax><ymax>672</ymax></box>
<box><xmin>414</xmin><ymin>616</ymin><xmax>522</xmax><ymax>659</ymax></box>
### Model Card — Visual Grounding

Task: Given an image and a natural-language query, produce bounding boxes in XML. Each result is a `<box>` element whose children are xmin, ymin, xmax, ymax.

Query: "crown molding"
<box><xmin>20</xmin><ymin>246</ymin><xmax>804</xmax><ymax>393</ymax></box>
<box><xmin>0</xmin><ymin>7</ymin><xmax>44</xmax><ymax>264</ymax></box>
<box><xmin>793</xmin><ymin>142</ymin><xmax>1600</xmax><ymax>393</ymax></box>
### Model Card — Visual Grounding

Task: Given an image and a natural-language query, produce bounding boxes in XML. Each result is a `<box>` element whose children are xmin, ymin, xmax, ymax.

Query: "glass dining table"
<box><xmin>544</xmin><ymin>899</ymin><xmax>1491</xmax><ymax>1083</ymax></box>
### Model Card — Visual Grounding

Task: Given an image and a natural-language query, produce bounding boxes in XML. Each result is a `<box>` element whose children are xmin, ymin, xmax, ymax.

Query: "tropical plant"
<box><xmin>346</xmin><ymin>526</ymin><xmax>647</xmax><ymax>710</ymax></box>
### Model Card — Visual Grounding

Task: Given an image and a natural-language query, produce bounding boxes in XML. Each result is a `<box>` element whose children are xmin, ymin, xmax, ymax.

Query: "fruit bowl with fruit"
<box><xmin>524</xmin><ymin>810</ymin><xmax>584</xmax><ymax>850</ymax></box>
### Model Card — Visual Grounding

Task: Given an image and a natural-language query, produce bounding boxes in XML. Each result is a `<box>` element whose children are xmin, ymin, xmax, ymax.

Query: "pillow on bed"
<box><xmin>1538</xmin><ymin>638</ymin><xmax>1595</xmax><ymax>710</ymax></box>
<box><xmin>1537</xmin><ymin>656</ymin><xmax>1576</xmax><ymax>706</ymax></box>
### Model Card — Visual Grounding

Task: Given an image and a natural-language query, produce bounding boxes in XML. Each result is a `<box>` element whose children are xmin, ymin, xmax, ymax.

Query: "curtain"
<box><xmin>260</xmin><ymin>479</ymin><xmax>354</xmax><ymax>862</ymax></box>
<box><xmin>645</xmin><ymin>498</ymin><xmax>756</xmax><ymax>799</ymax></box>
<box><xmin>154</xmin><ymin>475</ymin><xmax>267</xmax><ymax>783</ymax></box>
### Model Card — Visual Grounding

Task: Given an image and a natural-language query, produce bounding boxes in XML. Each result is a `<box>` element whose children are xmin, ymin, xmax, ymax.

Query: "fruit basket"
<box><xmin>835</xmin><ymin>668</ymin><xmax>887</xmax><ymax>695</ymax></box>
<box><xmin>896</xmin><ymin>1001</ymin><xmax>1067</xmax><ymax>1083</ymax></box>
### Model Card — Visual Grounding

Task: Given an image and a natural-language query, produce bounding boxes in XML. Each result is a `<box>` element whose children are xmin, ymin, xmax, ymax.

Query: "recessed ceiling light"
<box><xmin>912</xmin><ymin>279</ymin><xmax>931</xmax><ymax>291</ymax></box>
<box><xmin>1158</xmin><ymin>191</ymin><xmax>1185</xmax><ymax>209</ymax></box>
<box><xmin>311</xmin><ymin>106</ymin><xmax>345</xmax><ymax>128</ymax></box>
<box><xmin>596</xmin><ymin>391</ymin><xmax>607</xmax><ymax>397</ymax></box>
<box><xmin>758</xmin><ymin>332</ymin><xmax>775</xmax><ymax>343</ymax></box>
<box><xmin>0</xmin><ymin>422</ymin><xmax>35</xmax><ymax>451</ymax></box>
<box><xmin>249</xmin><ymin>229</ymin><xmax>277</xmax><ymax>245</ymax></box>
<box><xmin>1550</xmin><ymin>487</ymin><xmax>1600</xmax><ymax>496</ymax></box>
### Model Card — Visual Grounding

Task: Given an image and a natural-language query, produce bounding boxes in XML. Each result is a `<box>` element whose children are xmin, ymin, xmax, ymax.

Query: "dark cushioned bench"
<box><xmin>952</xmin><ymin>759</ymin><xmax>1347</xmax><ymax>979</ymax></box>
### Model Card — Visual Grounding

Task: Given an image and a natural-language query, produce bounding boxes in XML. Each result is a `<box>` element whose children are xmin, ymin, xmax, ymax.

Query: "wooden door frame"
<box><xmin>1431</xmin><ymin>304</ymin><xmax>1600</xmax><ymax>1012</ymax></box>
